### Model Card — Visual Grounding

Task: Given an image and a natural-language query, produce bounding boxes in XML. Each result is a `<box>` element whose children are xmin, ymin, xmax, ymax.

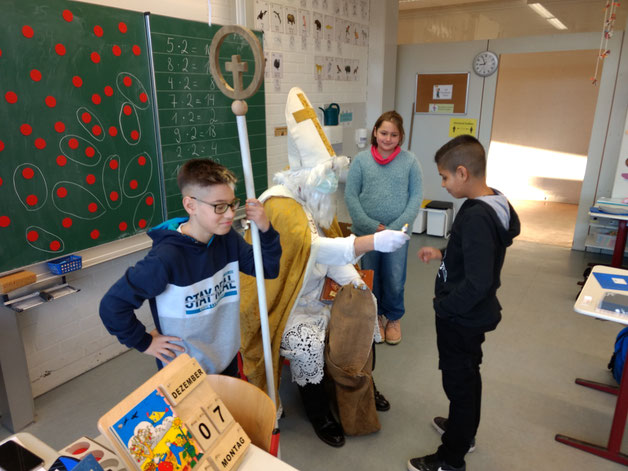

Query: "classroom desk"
<box><xmin>589</xmin><ymin>207</ymin><xmax>628</xmax><ymax>268</ymax></box>
<box><xmin>555</xmin><ymin>265</ymin><xmax>628</xmax><ymax>465</ymax></box>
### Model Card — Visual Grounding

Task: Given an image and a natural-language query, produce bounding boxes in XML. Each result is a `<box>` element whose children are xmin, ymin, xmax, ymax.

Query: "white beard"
<box><xmin>274</xmin><ymin>169</ymin><xmax>337</xmax><ymax>229</ymax></box>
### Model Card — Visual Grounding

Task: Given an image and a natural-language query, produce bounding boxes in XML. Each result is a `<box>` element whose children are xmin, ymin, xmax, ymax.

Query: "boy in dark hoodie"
<box><xmin>99</xmin><ymin>159</ymin><xmax>281</xmax><ymax>376</ymax></box>
<box><xmin>409</xmin><ymin>135</ymin><xmax>520</xmax><ymax>471</ymax></box>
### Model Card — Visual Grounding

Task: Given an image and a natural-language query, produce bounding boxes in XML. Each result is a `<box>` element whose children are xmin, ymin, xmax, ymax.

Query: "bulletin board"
<box><xmin>415</xmin><ymin>72</ymin><xmax>469</xmax><ymax>115</ymax></box>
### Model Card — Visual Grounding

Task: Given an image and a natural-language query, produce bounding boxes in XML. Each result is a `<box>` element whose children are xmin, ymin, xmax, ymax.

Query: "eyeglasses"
<box><xmin>191</xmin><ymin>196</ymin><xmax>241</xmax><ymax>214</ymax></box>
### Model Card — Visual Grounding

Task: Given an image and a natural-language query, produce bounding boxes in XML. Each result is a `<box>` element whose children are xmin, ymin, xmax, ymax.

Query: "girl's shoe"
<box><xmin>385</xmin><ymin>319</ymin><xmax>401</xmax><ymax>345</ymax></box>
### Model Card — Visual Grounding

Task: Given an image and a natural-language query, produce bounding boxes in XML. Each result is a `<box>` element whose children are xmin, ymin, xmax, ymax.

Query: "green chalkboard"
<box><xmin>0</xmin><ymin>0</ymin><xmax>164</xmax><ymax>274</ymax></box>
<box><xmin>148</xmin><ymin>15</ymin><xmax>268</xmax><ymax>219</ymax></box>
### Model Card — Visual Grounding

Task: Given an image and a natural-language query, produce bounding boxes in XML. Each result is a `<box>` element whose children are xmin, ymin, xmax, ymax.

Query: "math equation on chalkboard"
<box><xmin>149</xmin><ymin>15</ymin><xmax>268</xmax><ymax>220</ymax></box>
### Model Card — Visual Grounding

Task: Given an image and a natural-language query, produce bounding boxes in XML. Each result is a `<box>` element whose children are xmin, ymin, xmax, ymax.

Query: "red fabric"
<box><xmin>371</xmin><ymin>145</ymin><xmax>401</xmax><ymax>165</ymax></box>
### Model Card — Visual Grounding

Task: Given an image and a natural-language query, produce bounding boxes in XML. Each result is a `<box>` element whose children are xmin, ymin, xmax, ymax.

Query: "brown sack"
<box><xmin>325</xmin><ymin>284</ymin><xmax>381</xmax><ymax>435</ymax></box>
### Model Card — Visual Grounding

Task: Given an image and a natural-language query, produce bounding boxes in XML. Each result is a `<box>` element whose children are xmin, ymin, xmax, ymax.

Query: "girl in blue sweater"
<box><xmin>345</xmin><ymin>111</ymin><xmax>423</xmax><ymax>344</ymax></box>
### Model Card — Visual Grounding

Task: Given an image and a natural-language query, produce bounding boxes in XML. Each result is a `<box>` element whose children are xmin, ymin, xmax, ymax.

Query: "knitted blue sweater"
<box><xmin>345</xmin><ymin>148</ymin><xmax>423</xmax><ymax>236</ymax></box>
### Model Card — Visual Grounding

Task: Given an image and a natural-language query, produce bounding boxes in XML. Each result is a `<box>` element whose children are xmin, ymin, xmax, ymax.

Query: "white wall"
<box><xmin>10</xmin><ymin>0</ymin><xmax>379</xmax><ymax>397</ymax></box>
<box><xmin>395</xmin><ymin>30</ymin><xmax>627</xmax><ymax>250</ymax></box>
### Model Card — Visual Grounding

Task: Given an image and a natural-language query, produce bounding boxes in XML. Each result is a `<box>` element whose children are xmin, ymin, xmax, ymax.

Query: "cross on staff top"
<box><xmin>225</xmin><ymin>55</ymin><xmax>248</xmax><ymax>95</ymax></box>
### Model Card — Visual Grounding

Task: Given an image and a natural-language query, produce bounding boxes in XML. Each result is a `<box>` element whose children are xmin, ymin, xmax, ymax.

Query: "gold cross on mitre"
<box><xmin>292</xmin><ymin>93</ymin><xmax>336</xmax><ymax>157</ymax></box>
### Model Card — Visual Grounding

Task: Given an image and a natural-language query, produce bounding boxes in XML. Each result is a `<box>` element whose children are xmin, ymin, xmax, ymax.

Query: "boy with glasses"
<box><xmin>100</xmin><ymin>158</ymin><xmax>281</xmax><ymax>376</ymax></box>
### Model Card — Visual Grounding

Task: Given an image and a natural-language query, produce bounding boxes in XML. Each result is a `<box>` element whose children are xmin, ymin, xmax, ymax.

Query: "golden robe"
<box><xmin>239</xmin><ymin>195</ymin><xmax>343</xmax><ymax>397</ymax></box>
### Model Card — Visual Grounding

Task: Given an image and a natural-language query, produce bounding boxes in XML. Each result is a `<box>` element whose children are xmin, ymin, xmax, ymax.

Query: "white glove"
<box><xmin>373</xmin><ymin>230</ymin><xmax>410</xmax><ymax>253</ymax></box>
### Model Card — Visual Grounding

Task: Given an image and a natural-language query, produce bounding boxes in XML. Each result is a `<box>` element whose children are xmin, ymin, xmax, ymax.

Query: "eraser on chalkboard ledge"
<box><xmin>0</xmin><ymin>270</ymin><xmax>37</xmax><ymax>294</ymax></box>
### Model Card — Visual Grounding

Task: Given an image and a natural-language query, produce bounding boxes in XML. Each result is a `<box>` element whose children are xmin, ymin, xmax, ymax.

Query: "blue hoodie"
<box><xmin>99</xmin><ymin>217</ymin><xmax>281</xmax><ymax>374</ymax></box>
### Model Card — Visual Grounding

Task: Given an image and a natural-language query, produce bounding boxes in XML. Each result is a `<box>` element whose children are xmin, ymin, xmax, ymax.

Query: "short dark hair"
<box><xmin>177</xmin><ymin>159</ymin><xmax>237</xmax><ymax>194</ymax></box>
<box><xmin>371</xmin><ymin>110</ymin><xmax>405</xmax><ymax>146</ymax></box>
<box><xmin>434</xmin><ymin>135</ymin><xmax>486</xmax><ymax>178</ymax></box>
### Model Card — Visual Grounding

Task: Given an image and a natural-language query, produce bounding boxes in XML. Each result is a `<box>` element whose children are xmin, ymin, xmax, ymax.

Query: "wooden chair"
<box><xmin>206</xmin><ymin>374</ymin><xmax>279</xmax><ymax>456</ymax></box>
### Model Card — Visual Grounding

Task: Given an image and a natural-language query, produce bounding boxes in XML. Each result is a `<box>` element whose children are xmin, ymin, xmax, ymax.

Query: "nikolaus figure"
<box><xmin>240</xmin><ymin>87</ymin><xmax>410</xmax><ymax>447</ymax></box>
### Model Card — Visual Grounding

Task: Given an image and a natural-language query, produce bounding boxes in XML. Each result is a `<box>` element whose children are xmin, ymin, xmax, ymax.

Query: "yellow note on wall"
<box><xmin>449</xmin><ymin>118</ymin><xmax>477</xmax><ymax>137</ymax></box>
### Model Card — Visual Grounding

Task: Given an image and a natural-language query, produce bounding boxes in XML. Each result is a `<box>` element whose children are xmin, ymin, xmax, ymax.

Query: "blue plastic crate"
<box><xmin>47</xmin><ymin>255</ymin><xmax>82</xmax><ymax>275</ymax></box>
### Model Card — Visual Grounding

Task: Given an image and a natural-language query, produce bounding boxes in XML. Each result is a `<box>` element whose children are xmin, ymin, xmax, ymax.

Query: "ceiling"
<box><xmin>397</xmin><ymin>0</ymin><xmax>627</xmax><ymax>44</ymax></box>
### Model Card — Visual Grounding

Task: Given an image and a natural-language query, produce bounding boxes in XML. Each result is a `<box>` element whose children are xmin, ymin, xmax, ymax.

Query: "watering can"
<box><xmin>319</xmin><ymin>103</ymin><xmax>340</xmax><ymax>126</ymax></box>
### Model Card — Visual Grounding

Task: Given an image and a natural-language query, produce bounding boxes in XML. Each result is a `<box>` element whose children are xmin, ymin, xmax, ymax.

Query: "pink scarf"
<box><xmin>371</xmin><ymin>145</ymin><xmax>401</xmax><ymax>165</ymax></box>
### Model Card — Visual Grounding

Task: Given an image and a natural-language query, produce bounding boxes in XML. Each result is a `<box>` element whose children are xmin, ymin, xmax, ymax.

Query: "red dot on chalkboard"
<box><xmin>93</xmin><ymin>25</ymin><xmax>103</xmax><ymax>37</ymax></box>
<box><xmin>27</xmin><ymin>230</ymin><xmax>39</xmax><ymax>242</ymax></box>
<box><xmin>54</xmin><ymin>121</ymin><xmax>66</xmax><ymax>132</ymax></box>
<box><xmin>119</xmin><ymin>221</ymin><xmax>127</xmax><ymax>231</ymax></box>
<box><xmin>129</xmin><ymin>179</ymin><xmax>138</xmax><ymax>190</ymax></box>
<box><xmin>88</xmin><ymin>202</ymin><xmax>98</xmax><ymax>213</ymax></box>
<box><xmin>90</xmin><ymin>229</ymin><xmax>100</xmax><ymax>239</ymax></box>
<box><xmin>62</xmin><ymin>10</ymin><xmax>73</xmax><ymax>22</ymax></box>
<box><xmin>56</xmin><ymin>155</ymin><xmax>67</xmax><ymax>166</ymax></box>
<box><xmin>45</xmin><ymin>96</ymin><xmax>56</xmax><ymax>107</ymax></box>
<box><xmin>139</xmin><ymin>92</ymin><xmax>148</xmax><ymax>103</ymax></box>
<box><xmin>138</xmin><ymin>155</ymin><xmax>146</xmax><ymax>166</ymax></box>
<box><xmin>5</xmin><ymin>91</ymin><xmax>17</xmax><ymax>104</ymax></box>
<box><xmin>0</xmin><ymin>216</ymin><xmax>10</xmax><ymax>228</ymax></box>
<box><xmin>138</xmin><ymin>219</ymin><xmax>147</xmax><ymax>229</ymax></box>
<box><xmin>68</xmin><ymin>138</ymin><xmax>79</xmax><ymax>149</ymax></box>
<box><xmin>55</xmin><ymin>44</ymin><xmax>66</xmax><ymax>56</ymax></box>
<box><xmin>22</xmin><ymin>167</ymin><xmax>34</xmax><ymax>179</ymax></box>
<box><xmin>20</xmin><ymin>124</ymin><xmax>32</xmax><ymax>135</ymax></box>
<box><xmin>112</xmin><ymin>45</ymin><xmax>121</xmax><ymax>56</ymax></box>
<box><xmin>92</xmin><ymin>125</ymin><xmax>102</xmax><ymax>136</ymax></box>
<box><xmin>85</xmin><ymin>146</ymin><xmax>95</xmax><ymax>157</ymax></box>
<box><xmin>86</xmin><ymin>174</ymin><xmax>96</xmax><ymax>184</ymax></box>
<box><xmin>123</xmin><ymin>76</ymin><xmax>132</xmax><ymax>87</ymax></box>
<box><xmin>34</xmin><ymin>138</ymin><xmax>46</xmax><ymax>149</ymax></box>
<box><xmin>56</xmin><ymin>187</ymin><xmax>68</xmax><ymax>198</ymax></box>
<box><xmin>62</xmin><ymin>217</ymin><xmax>72</xmax><ymax>228</ymax></box>
<box><xmin>123</xmin><ymin>105</ymin><xmax>132</xmax><ymax>116</ymax></box>
<box><xmin>90</xmin><ymin>52</ymin><xmax>100</xmax><ymax>63</ymax></box>
<box><xmin>146</xmin><ymin>196</ymin><xmax>154</xmax><ymax>206</ymax></box>
<box><xmin>108</xmin><ymin>126</ymin><xmax>118</xmax><ymax>137</ymax></box>
<box><xmin>109</xmin><ymin>159</ymin><xmax>119</xmax><ymax>170</ymax></box>
<box><xmin>0</xmin><ymin>141</ymin><xmax>4</xmax><ymax>152</ymax></box>
<box><xmin>130</xmin><ymin>130</ymin><xmax>139</xmax><ymax>140</ymax></box>
<box><xmin>22</xmin><ymin>26</ymin><xmax>34</xmax><ymax>38</ymax></box>
<box><xmin>104</xmin><ymin>86</ymin><xmax>114</xmax><ymax>96</ymax></box>
<box><xmin>118</xmin><ymin>22</ymin><xmax>127</xmax><ymax>33</ymax></box>
<box><xmin>0</xmin><ymin>49</ymin><xmax>3</xmax><ymax>57</ymax></box>
<box><xmin>30</xmin><ymin>69</ymin><xmax>42</xmax><ymax>81</ymax></box>
<box><xmin>81</xmin><ymin>112</ymin><xmax>91</xmax><ymax>123</ymax></box>
<box><xmin>50</xmin><ymin>240</ymin><xmax>61</xmax><ymax>251</ymax></box>
<box><xmin>132</xmin><ymin>45</ymin><xmax>141</xmax><ymax>56</ymax></box>
<box><xmin>26</xmin><ymin>194</ymin><xmax>38</xmax><ymax>206</ymax></box>
<box><xmin>110</xmin><ymin>191</ymin><xmax>119</xmax><ymax>201</ymax></box>
<box><xmin>72</xmin><ymin>76</ymin><xmax>83</xmax><ymax>87</ymax></box>
<box><xmin>92</xmin><ymin>94</ymin><xmax>101</xmax><ymax>105</ymax></box>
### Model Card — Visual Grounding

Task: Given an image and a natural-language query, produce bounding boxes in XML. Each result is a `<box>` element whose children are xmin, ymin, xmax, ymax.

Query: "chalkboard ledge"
<box><xmin>1</xmin><ymin>233</ymin><xmax>152</xmax><ymax>287</ymax></box>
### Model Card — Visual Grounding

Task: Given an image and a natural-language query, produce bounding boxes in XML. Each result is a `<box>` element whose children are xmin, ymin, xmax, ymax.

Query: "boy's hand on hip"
<box><xmin>418</xmin><ymin>247</ymin><xmax>442</xmax><ymax>263</ymax></box>
<box><xmin>245</xmin><ymin>198</ymin><xmax>270</xmax><ymax>232</ymax></box>
<box><xmin>373</xmin><ymin>229</ymin><xmax>410</xmax><ymax>252</ymax></box>
<box><xmin>145</xmin><ymin>329</ymin><xmax>185</xmax><ymax>364</ymax></box>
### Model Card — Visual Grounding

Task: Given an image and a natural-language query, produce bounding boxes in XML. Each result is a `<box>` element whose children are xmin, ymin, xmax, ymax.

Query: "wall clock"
<box><xmin>473</xmin><ymin>51</ymin><xmax>499</xmax><ymax>77</ymax></box>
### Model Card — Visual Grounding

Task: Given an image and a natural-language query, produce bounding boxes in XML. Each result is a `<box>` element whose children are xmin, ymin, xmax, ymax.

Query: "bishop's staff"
<box><xmin>208</xmin><ymin>27</ymin><xmax>277</xmax><ymax>408</ymax></box>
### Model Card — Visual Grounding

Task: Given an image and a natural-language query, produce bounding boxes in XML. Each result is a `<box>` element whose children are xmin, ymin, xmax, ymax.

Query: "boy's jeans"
<box><xmin>361</xmin><ymin>242</ymin><xmax>408</xmax><ymax>321</ymax></box>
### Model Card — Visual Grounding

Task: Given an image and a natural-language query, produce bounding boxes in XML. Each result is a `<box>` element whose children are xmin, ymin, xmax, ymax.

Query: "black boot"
<box><xmin>373</xmin><ymin>381</ymin><xmax>390</xmax><ymax>411</ymax></box>
<box><xmin>298</xmin><ymin>382</ymin><xmax>345</xmax><ymax>447</ymax></box>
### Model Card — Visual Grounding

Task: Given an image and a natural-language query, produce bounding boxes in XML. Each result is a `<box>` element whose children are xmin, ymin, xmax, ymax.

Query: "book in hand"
<box><xmin>599</xmin><ymin>292</ymin><xmax>628</xmax><ymax>315</ymax></box>
<box><xmin>110</xmin><ymin>388</ymin><xmax>203</xmax><ymax>471</ymax></box>
<box><xmin>320</xmin><ymin>269</ymin><xmax>374</xmax><ymax>303</ymax></box>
